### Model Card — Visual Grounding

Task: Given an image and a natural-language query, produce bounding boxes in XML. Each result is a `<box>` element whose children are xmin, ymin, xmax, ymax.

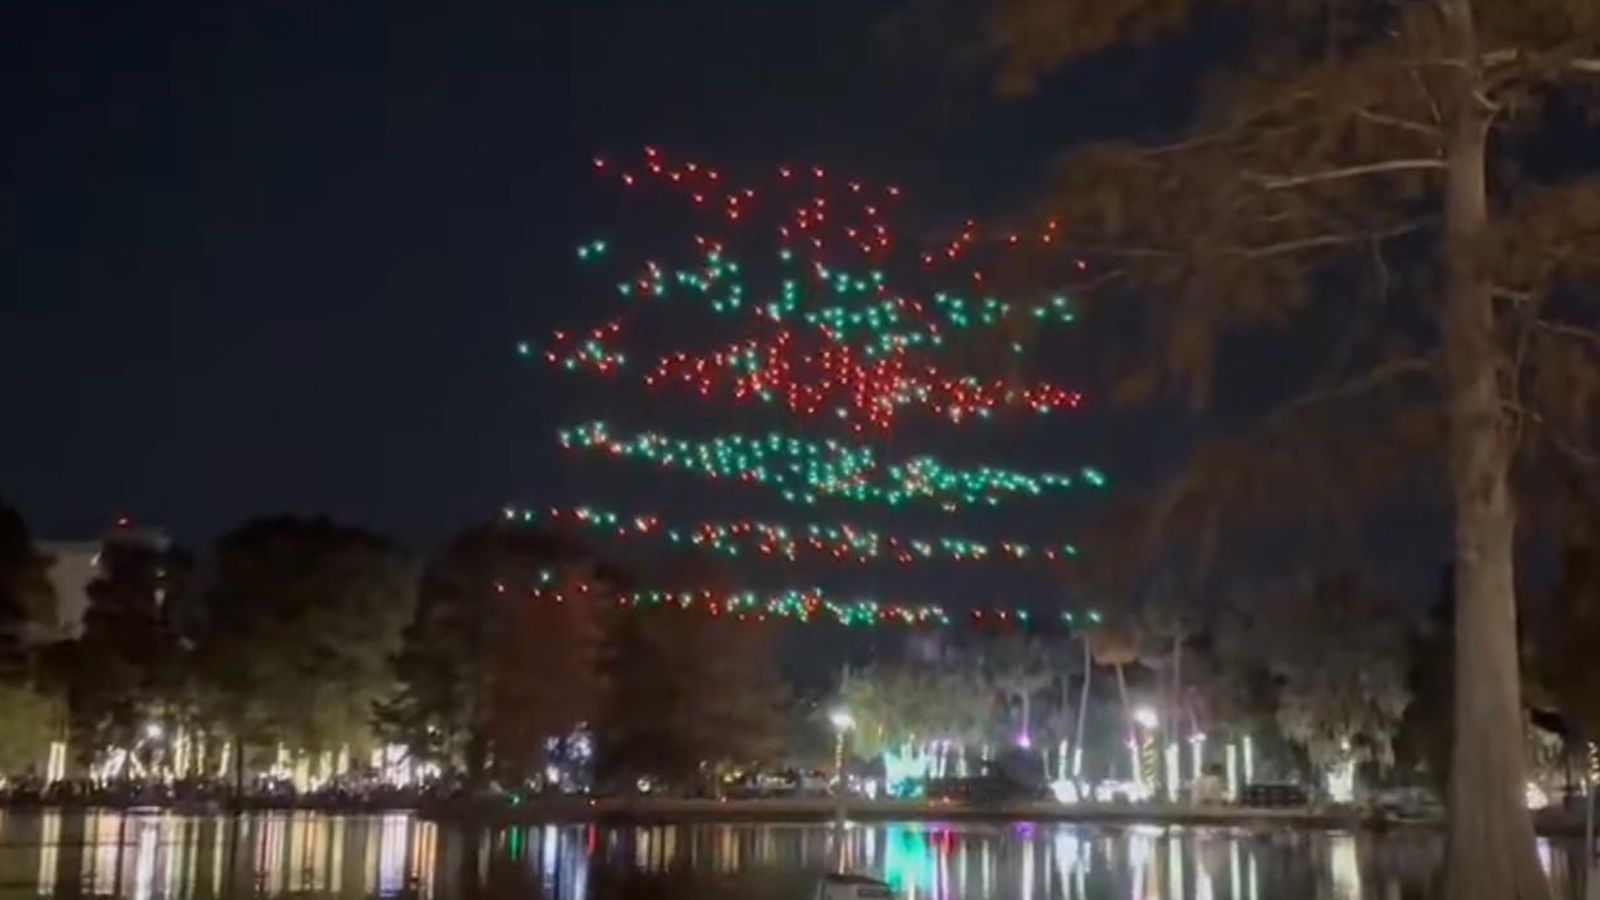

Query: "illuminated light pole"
<box><xmin>1226</xmin><ymin>742</ymin><xmax>1240</xmax><ymax>802</ymax></box>
<box><xmin>1133</xmin><ymin>706</ymin><xmax>1159</xmax><ymax>801</ymax></box>
<box><xmin>829</xmin><ymin>709</ymin><xmax>855</xmax><ymax>796</ymax></box>
<box><xmin>1163</xmin><ymin>742</ymin><xmax>1180</xmax><ymax>804</ymax></box>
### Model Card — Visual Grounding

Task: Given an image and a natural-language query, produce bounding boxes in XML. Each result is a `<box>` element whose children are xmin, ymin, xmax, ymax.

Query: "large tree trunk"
<box><xmin>1440</xmin><ymin>1</ymin><xmax>1548</xmax><ymax>897</ymax></box>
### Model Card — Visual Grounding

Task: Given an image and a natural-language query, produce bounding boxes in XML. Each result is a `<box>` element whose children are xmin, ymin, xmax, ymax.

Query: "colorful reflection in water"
<box><xmin>0</xmin><ymin>810</ymin><xmax>1584</xmax><ymax>899</ymax></box>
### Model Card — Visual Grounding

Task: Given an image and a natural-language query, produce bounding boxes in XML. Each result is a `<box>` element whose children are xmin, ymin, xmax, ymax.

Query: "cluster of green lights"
<box><xmin>575</xmin><ymin>239</ymin><xmax>608</xmax><ymax>261</ymax></box>
<box><xmin>928</xmin><ymin>292</ymin><xmax>1075</xmax><ymax>328</ymax></box>
<box><xmin>597</xmin><ymin>245</ymin><xmax>1076</xmax><ymax>357</ymax></box>
<box><xmin>504</xmin><ymin>505</ymin><xmax>1080</xmax><ymax>565</ymax></box>
<box><xmin>557</xmin><ymin>421</ymin><xmax>1103</xmax><ymax>508</ymax></box>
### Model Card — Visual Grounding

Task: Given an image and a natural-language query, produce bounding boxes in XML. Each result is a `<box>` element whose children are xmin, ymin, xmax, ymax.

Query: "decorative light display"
<box><xmin>517</xmin><ymin>150</ymin><xmax>1112</xmax><ymax>650</ymax></box>
<box><xmin>504</xmin><ymin>505</ymin><xmax>1079</xmax><ymax>566</ymax></box>
<box><xmin>557</xmin><ymin>421</ymin><xmax>1103</xmax><ymax>508</ymax></box>
<box><xmin>520</xmin><ymin>575</ymin><xmax>1102</xmax><ymax>631</ymax></box>
<box><xmin>529</xmin><ymin>146</ymin><xmax>1094</xmax><ymax>432</ymax></box>
<box><xmin>645</xmin><ymin>329</ymin><xmax>1082</xmax><ymax>431</ymax></box>
<box><xmin>533</xmin><ymin>320</ymin><xmax>626</xmax><ymax>374</ymax></box>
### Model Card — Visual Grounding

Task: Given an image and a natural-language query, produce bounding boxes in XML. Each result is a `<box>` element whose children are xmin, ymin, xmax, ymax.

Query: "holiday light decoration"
<box><xmin>517</xmin><ymin>574</ymin><xmax>1103</xmax><ymax>631</ymax></box>
<box><xmin>516</xmin><ymin>150</ymin><xmax>1112</xmax><ymax>639</ymax></box>
<box><xmin>645</xmin><ymin>329</ymin><xmax>1082</xmax><ymax>431</ymax></box>
<box><xmin>557</xmin><ymin>420</ymin><xmax>1103</xmax><ymax>508</ymax></box>
<box><xmin>503</xmin><ymin>504</ymin><xmax>1080</xmax><ymax>566</ymax></box>
<box><xmin>532</xmin><ymin>147</ymin><xmax>1095</xmax><ymax>432</ymax></box>
<box><xmin>530</xmin><ymin>320</ymin><xmax>626</xmax><ymax>374</ymax></box>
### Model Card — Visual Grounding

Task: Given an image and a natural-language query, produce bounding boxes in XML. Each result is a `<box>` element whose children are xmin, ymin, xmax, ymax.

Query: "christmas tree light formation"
<box><xmin>514</xmin><ymin>148</ymin><xmax>1107</xmax><ymax>626</ymax></box>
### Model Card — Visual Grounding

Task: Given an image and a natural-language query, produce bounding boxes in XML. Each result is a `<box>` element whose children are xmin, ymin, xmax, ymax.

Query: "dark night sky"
<box><xmin>2</xmin><ymin>0</ymin><xmax>1210</xmax><ymax>548</ymax></box>
<box><xmin>6</xmin><ymin>0</ymin><xmax>1349</xmax><ymax>637</ymax></box>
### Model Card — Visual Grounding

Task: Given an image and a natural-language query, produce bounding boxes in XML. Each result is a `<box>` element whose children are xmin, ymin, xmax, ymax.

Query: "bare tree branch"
<box><xmin>1228</xmin><ymin>219</ymin><xmax>1434</xmax><ymax>258</ymax></box>
<box><xmin>1264</xmin><ymin>356</ymin><xmax>1435</xmax><ymax>424</ymax></box>
<box><xmin>1076</xmin><ymin>220</ymin><xmax>1432</xmax><ymax>263</ymax></box>
<box><xmin>1243</xmin><ymin>159</ymin><xmax>1448</xmax><ymax>189</ymax></box>
<box><xmin>1533</xmin><ymin>320</ymin><xmax>1600</xmax><ymax>350</ymax></box>
<box><xmin>1354</xmin><ymin>109</ymin><xmax>1441</xmax><ymax>137</ymax></box>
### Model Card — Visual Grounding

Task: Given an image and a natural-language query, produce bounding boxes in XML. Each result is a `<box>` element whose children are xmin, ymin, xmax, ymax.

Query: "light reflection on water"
<box><xmin>0</xmin><ymin>809</ymin><xmax>1583</xmax><ymax>899</ymax></box>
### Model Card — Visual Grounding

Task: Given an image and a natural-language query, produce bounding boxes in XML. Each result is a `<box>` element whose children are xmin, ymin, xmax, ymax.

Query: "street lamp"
<box><xmin>1132</xmin><ymin>706</ymin><xmax>1159</xmax><ymax>731</ymax></box>
<box><xmin>1130</xmin><ymin>706</ymin><xmax>1159</xmax><ymax>801</ymax></box>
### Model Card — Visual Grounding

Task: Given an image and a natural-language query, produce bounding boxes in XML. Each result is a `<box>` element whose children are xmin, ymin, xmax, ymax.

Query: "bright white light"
<box><xmin>1525</xmin><ymin>781</ymin><xmax>1549</xmax><ymax>810</ymax></box>
<box><xmin>1326</xmin><ymin>758</ymin><xmax>1356</xmax><ymax>803</ymax></box>
<box><xmin>1050</xmin><ymin>779</ymin><xmax>1080</xmax><ymax>804</ymax></box>
<box><xmin>829</xmin><ymin>709</ymin><xmax>855</xmax><ymax>732</ymax></box>
<box><xmin>1094</xmin><ymin>779</ymin><xmax>1152</xmax><ymax>803</ymax></box>
<box><xmin>143</xmin><ymin>723</ymin><xmax>163</xmax><ymax>740</ymax></box>
<box><xmin>1133</xmin><ymin>707</ymin><xmax>1159</xmax><ymax>730</ymax></box>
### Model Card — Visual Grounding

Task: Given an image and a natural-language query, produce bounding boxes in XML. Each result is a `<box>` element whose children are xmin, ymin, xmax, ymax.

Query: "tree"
<box><xmin>597</xmin><ymin>608</ymin><xmax>788</xmax><ymax>788</ymax></box>
<box><xmin>1395</xmin><ymin>568</ymin><xmax>1456</xmax><ymax>791</ymax></box>
<box><xmin>837</xmin><ymin>651</ymin><xmax>994</xmax><ymax>785</ymax></box>
<box><xmin>379</xmin><ymin>524</ymin><xmax>605</xmax><ymax>785</ymax></box>
<box><xmin>193</xmin><ymin>516</ymin><xmax>414</xmax><ymax>782</ymax></box>
<box><xmin>1088</xmin><ymin>621</ymin><xmax>1141</xmax><ymax>776</ymax></box>
<box><xmin>0</xmin><ymin>682</ymin><xmax>63</xmax><ymax>777</ymax></box>
<box><xmin>1532</xmin><ymin>520</ymin><xmax>1600</xmax><ymax>745</ymax></box>
<box><xmin>0</xmin><ymin>496</ymin><xmax>54</xmax><ymax>675</ymax></box>
<box><xmin>991</xmin><ymin>1</ymin><xmax>1600</xmax><ymax>894</ymax></box>
<box><xmin>1254</xmin><ymin>574</ymin><xmax>1411</xmax><ymax>791</ymax></box>
<box><xmin>981</xmin><ymin>634</ymin><xmax>1053</xmax><ymax>746</ymax></box>
<box><xmin>63</xmin><ymin>534</ymin><xmax>183</xmax><ymax>770</ymax></box>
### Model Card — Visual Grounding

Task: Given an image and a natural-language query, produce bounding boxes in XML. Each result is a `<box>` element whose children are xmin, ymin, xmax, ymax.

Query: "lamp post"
<box><xmin>1132</xmin><ymin>706</ymin><xmax>1158</xmax><ymax>801</ymax></box>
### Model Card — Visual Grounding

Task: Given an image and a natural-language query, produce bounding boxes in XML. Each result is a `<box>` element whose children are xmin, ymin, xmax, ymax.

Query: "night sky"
<box><xmin>4</xmin><ymin>1</ymin><xmax>1234</xmax><ymax>614</ymax></box>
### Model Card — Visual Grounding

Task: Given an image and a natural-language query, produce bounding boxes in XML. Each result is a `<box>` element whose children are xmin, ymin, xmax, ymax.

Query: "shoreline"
<box><xmin>0</xmin><ymin>797</ymin><xmax>1587</xmax><ymax>836</ymax></box>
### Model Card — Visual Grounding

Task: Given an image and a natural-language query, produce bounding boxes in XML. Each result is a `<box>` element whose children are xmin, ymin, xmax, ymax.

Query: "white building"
<box><xmin>32</xmin><ymin>541</ymin><xmax>99</xmax><ymax>642</ymax></box>
<box><xmin>32</xmin><ymin>524</ymin><xmax>170</xmax><ymax>642</ymax></box>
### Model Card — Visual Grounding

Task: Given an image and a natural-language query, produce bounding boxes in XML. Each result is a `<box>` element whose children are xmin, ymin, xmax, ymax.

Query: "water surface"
<box><xmin>0</xmin><ymin>809</ymin><xmax>1583</xmax><ymax>899</ymax></box>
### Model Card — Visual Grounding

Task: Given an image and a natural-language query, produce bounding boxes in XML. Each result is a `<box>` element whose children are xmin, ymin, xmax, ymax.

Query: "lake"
<box><xmin>0</xmin><ymin>809</ymin><xmax>1585</xmax><ymax>899</ymax></box>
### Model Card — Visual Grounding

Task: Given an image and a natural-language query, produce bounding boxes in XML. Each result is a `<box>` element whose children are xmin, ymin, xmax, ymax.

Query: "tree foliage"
<box><xmin>0</xmin><ymin>496</ymin><xmax>54</xmax><ymax>673</ymax></box>
<box><xmin>0</xmin><ymin>682</ymin><xmax>63</xmax><ymax>776</ymax></box>
<box><xmin>597</xmin><ymin>608</ymin><xmax>788</xmax><ymax>786</ymax></box>
<box><xmin>1531</xmin><ymin>512</ymin><xmax>1600</xmax><ymax>744</ymax></box>
<box><xmin>1255</xmin><ymin>574</ymin><xmax>1411</xmax><ymax>776</ymax></box>
<box><xmin>193</xmin><ymin>516</ymin><xmax>414</xmax><ymax>761</ymax></box>
<box><xmin>839</xmin><ymin>655</ymin><xmax>993</xmax><ymax>761</ymax></box>
<box><xmin>379</xmin><ymin>524</ymin><xmax>605</xmax><ymax>784</ymax></box>
<box><xmin>63</xmin><ymin>536</ymin><xmax>184</xmax><ymax>762</ymax></box>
